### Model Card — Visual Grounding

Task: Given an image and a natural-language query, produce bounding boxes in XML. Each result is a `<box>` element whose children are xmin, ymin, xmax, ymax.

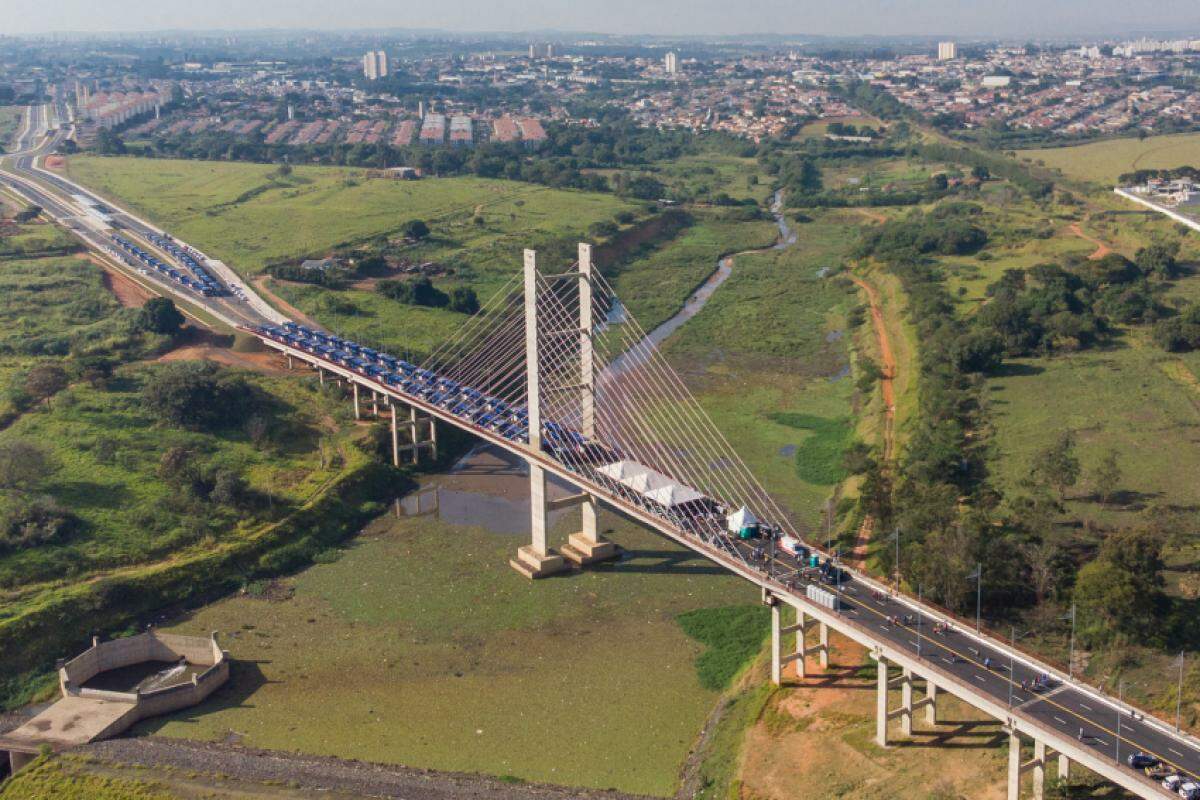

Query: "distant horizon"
<box><xmin>5</xmin><ymin>0</ymin><xmax>1200</xmax><ymax>40</ymax></box>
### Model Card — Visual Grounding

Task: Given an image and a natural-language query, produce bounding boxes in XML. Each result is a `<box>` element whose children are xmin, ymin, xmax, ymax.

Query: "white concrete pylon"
<box><xmin>770</xmin><ymin>601</ymin><xmax>782</xmax><ymax>686</ymax></box>
<box><xmin>1008</xmin><ymin>730</ymin><xmax>1021</xmax><ymax>800</ymax></box>
<box><xmin>819</xmin><ymin>621</ymin><xmax>829</xmax><ymax>669</ymax></box>
<box><xmin>1033</xmin><ymin>740</ymin><xmax>1046</xmax><ymax>800</ymax></box>
<box><xmin>876</xmin><ymin>653</ymin><xmax>888</xmax><ymax>747</ymax></box>
<box><xmin>901</xmin><ymin>667</ymin><xmax>913</xmax><ymax>736</ymax></box>
<box><xmin>926</xmin><ymin>681</ymin><xmax>938</xmax><ymax>725</ymax></box>
<box><xmin>796</xmin><ymin>608</ymin><xmax>807</xmax><ymax>679</ymax></box>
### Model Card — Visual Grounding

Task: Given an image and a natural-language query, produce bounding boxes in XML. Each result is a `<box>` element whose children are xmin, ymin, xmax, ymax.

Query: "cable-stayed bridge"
<box><xmin>1</xmin><ymin>104</ymin><xmax>1197</xmax><ymax>798</ymax></box>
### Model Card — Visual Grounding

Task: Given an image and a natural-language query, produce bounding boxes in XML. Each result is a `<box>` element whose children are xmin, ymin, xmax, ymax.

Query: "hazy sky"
<box><xmin>8</xmin><ymin>0</ymin><xmax>1200</xmax><ymax>38</ymax></box>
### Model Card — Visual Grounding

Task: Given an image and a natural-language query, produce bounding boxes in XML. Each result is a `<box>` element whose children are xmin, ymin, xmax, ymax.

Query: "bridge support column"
<box><xmin>925</xmin><ymin>680</ymin><xmax>938</xmax><ymax>726</ymax></box>
<box><xmin>318</xmin><ymin>366</ymin><xmax>325</xmax><ymax>386</ymax></box>
<box><xmin>352</xmin><ymin>383</ymin><xmax>360</xmax><ymax>420</ymax></box>
<box><xmin>900</xmin><ymin>668</ymin><xmax>913</xmax><ymax>736</ymax></box>
<box><xmin>1032</xmin><ymin>740</ymin><xmax>1046</xmax><ymax>800</ymax></box>
<box><xmin>1008</xmin><ymin>730</ymin><xmax>1021</xmax><ymax>800</ymax></box>
<box><xmin>796</xmin><ymin>609</ymin><xmax>807</xmax><ymax>679</ymax></box>
<box><xmin>770</xmin><ymin>600</ymin><xmax>781</xmax><ymax>686</ymax></box>
<box><xmin>372</xmin><ymin>390</ymin><xmax>379</xmax><ymax>417</ymax></box>
<box><xmin>409</xmin><ymin>407</ymin><xmax>419</xmax><ymax>465</ymax></box>
<box><xmin>1057</xmin><ymin>752</ymin><xmax>1069</xmax><ymax>781</ymax></box>
<box><xmin>819</xmin><ymin>622</ymin><xmax>829</xmax><ymax>670</ymax></box>
<box><xmin>390</xmin><ymin>406</ymin><xmax>400</xmax><ymax>467</ymax></box>
<box><xmin>562</xmin><ymin>244</ymin><xmax>617</xmax><ymax>567</ymax></box>
<box><xmin>429</xmin><ymin>416</ymin><xmax>438</xmax><ymax>461</ymax></box>
<box><xmin>510</xmin><ymin>248</ymin><xmax>566</xmax><ymax>580</ymax></box>
<box><xmin>286</xmin><ymin>354</ymin><xmax>293</xmax><ymax>370</ymax></box>
<box><xmin>875</xmin><ymin>653</ymin><xmax>888</xmax><ymax>747</ymax></box>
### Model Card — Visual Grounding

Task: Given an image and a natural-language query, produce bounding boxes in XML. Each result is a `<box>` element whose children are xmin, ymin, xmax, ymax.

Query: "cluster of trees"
<box><xmin>1154</xmin><ymin>303</ymin><xmax>1200</xmax><ymax>352</ymax></box>
<box><xmin>142</xmin><ymin>361</ymin><xmax>262</xmax><ymax>432</ymax></box>
<box><xmin>0</xmin><ymin>439</ymin><xmax>76</xmax><ymax>554</ymax></box>
<box><xmin>376</xmin><ymin>277</ymin><xmax>479</xmax><ymax>314</ymax></box>
<box><xmin>1117</xmin><ymin>165</ymin><xmax>1200</xmax><ymax>186</ymax></box>
<box><xmin>855</xmin><ymin>204</ymin><xmax>989</xmax><ymax>260</ymax></box>
<box><xmin>267</xmin><ymin>262</ymin><xmax>353</xmax><ymax>288</ymax></box>
<box><xmin>157</xmin><ymin>445</ymin><xmax>253</xmax><ymax>510</ymax></box>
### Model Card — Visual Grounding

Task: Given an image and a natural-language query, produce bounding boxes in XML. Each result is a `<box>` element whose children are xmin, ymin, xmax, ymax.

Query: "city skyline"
<box><xmin>6</xmin><ymin>0</ymin><xmax>1200</xmax><ymax>39</ymax></box>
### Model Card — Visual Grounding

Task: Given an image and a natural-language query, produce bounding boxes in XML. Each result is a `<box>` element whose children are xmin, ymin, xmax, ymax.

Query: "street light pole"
<box><xmin>1178</xmin><ymin>652</ymin><xmax>1187</xmax><ymax>733</ymax></box>
<box><xmin>1116</xmin><ymin>680</ymin><xmax>1124</xmax><ymax>765</ymax></box>
<box><xmin>1068</xmin><ymin>601</ymin><xmax>1076</xmax><ymax>680</ymax></box>
<box><xmin>917</xmin><ymin>584</ymin><xmax>923</xmax><ymax>660</ymax></box>
<box><xmin>974</xmin><ymin>563</ymin><xmax>982</xmax><ymax>634</ymax></box>
<box><xmin>894</xmin><ymin>527</ymin><xmax>901</xmax><ymax>591</ymax></box>
<box><xmin>1009</xmin><ymin>626</ymin><xmax>1016</xmax><ymax>708</ymax></box>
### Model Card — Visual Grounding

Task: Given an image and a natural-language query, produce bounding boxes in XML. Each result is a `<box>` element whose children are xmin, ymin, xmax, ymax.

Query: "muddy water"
<box><xmin>398</xmin><ymin>444</ymin><xmax>582</xmax><ymax>533</ymax></box>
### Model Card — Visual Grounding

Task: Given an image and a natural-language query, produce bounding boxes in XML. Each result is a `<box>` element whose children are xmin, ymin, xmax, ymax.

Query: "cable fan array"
<box><xmin>420</xmin><ymin>263</ymin><xmax>803</xmax><ymax>563</ymax></box>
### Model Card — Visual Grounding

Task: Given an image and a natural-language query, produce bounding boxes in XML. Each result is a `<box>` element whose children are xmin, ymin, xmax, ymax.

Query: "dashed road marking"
<box><xmin>1079</xmin><ymin>703</ymin><xmax>1092</xmax><ymax>711</ymax></box>
<box><xmin>973</xmin><ymin>675</ymin><xmax>987</xmax><ymax>684</ymax></box>
<box><xmin>1171</xmin><ymin>748</ymin><xmax>1186</xmax><ymax>757</ymax></box>
<box><xmin>1054</xmin><ymin>716</ymin><xmax>1067</xmax><ymax>725</ymax></box>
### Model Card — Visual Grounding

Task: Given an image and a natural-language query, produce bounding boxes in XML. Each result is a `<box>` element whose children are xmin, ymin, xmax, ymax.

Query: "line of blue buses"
<box><xmin>108</xmin><ymin>233</ymin><xmax>223</xmax><ymax>297</ymax></box>
<box><xmin>257</xmin><ymin>322</ymin><xmax>599</xmax><ymax>452</ymax></box>
<box><xmin>143</xmin><ymin>231</ymin><xmax>224</xmax><ymax>294</ymax></box>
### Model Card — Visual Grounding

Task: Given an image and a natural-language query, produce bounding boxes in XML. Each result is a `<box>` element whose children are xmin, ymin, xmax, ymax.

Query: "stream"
<box><xmin>398</xmin><ymin>190</ymin><xmax>797</xmax><ymax>529</ymax></box>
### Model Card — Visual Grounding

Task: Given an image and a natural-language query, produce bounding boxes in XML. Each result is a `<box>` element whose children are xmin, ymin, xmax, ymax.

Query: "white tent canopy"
<box><xmin>597</xmin><ymin>460</ymin><xmax>707</xmax><ymax>508</ymax></box>
<box><xmin>726</xmin><ymin>505</ymin><xmax>758</xmax><ymax>533</ymax></box>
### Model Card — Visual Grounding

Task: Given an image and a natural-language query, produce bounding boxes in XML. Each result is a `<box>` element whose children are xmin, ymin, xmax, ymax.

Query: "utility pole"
<box><xmin>968</xmin><ymin>563</ymin><xmax>982</xmax><ymax>634</ymax></box>
<box><xmin>1116</xmin><ymin>680</ymin><xmax>1124</xmax><ymax>765</ymax></box>
<box><xmin>1068</xmin><ymin>602</ymin><xmax>1076</xmax><ymax>680</ymax></box>
<box><xmin>1177</xmin><ymin>652</ymin><xmax>1187</xmax><ymax>732</ymax></box>
<box><xmin>917</xmin><ymin>584</ymin><xmax>923</xmax><ymax>660</ymax></box>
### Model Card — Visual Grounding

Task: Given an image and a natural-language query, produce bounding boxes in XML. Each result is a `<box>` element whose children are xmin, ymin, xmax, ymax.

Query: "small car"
<box><xmin>1127</xmin><ymin>752</ymin><xmax>1160</xmax><ymax>770</ymax></box>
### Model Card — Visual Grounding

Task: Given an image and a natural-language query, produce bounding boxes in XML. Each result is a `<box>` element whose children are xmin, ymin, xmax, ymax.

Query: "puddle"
<box><xmin>779</xmin><ymin>444</ymin><xmax>797</xmax><ymax>457</ymax></box>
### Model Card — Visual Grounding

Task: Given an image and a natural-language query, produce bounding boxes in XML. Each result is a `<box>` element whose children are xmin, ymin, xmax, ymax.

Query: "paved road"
<box><xmin>0</xmin><ymin>104</ymin><xmax>273</xmax><ymax>329</ymax></box>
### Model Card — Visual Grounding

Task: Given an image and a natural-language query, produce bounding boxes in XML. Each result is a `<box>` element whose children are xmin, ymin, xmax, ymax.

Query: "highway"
<box><xmin>0</xmin><ymin>103</ymin><xmax>279</xmax><ymax>329</ymax></box>
<box><xmin>4</xmin><ymin>102</ymin><xmax>1199</xmax><ymax>798</ymax></box>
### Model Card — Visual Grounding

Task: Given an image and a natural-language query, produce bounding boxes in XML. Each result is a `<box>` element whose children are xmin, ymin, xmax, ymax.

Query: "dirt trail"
<box><xmin>1066</xmin><ymin>222</ymin><xmax>1113</xmax><ymax>260</ymax></box>
<box><xmin>77</xmin><ymin>253</ymin><xmax>154</xmax><ymax>308</ymax></box>
<box><xmin>848</xmin><ymin>273</ymin><xmax>896</xmax><ymax>564</ymax></box>
<box><xmin>253</xmin><ymin>275</ymin><xmax>322</xmax><ymax>329</ymax></box>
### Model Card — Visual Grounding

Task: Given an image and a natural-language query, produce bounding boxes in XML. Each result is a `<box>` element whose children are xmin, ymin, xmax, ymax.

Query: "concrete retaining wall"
<box><xmin>57</xmin><ymin>631</ymin><xmax>228</xmax><ymax>731</ymax></box>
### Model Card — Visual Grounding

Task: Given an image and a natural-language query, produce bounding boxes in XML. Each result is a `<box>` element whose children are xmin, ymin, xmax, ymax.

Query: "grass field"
<box><xmin>0</xmin><ymin>757</ymin><xmax>178</xmax><ymax>800</ymax></box>
<box><xmin>65</xmin><ymin>156</ymin><xmax>636</xmax><ymax>280</ymax></box>
<box><xmin>1017</xmin><ymin>132</ymin><xmax>1200</xmax><ymax>186</ymax></box>
<box><xmin>151</xmin><ymin>512</ymin><xmax>759</xmax><ymax>797</ymax></box>
<box><xmin>659</xmin><ymin>209</ymin><xmax>862</xmax><ymax>529</ymax></box>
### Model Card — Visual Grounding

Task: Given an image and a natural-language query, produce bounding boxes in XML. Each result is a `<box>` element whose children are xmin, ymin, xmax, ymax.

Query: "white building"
<box><xmin>528</xmin><ymin>43</ymin><xmax>554</xmax><ymax>59</ymax></box>
<box><xmin>664</xmin><ymin>52</ymin><xmax>679</xmax><ymax>74</ymax></box>
<box><xmin>937</xmin><ymin>41</ymin><xmax>958</xmax><ymax>61</ymax></box>
<box><xmin>362</xmin><ymin>50</ymin><xmax>388</xmax><ymax>80</ymax></box>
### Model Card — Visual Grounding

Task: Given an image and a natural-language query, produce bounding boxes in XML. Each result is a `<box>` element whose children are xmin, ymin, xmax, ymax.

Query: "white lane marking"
<box><xmin>908</xmin><ymin>640</ymin><xmax>918</xmax><ymax>647</ymax></box>
<box><xmin>968</xmin><ymin>646</ymin><xmax>978</xmax><ymax>655</ymax></box>
<box><xmin>1054</xmin><ymin>716</ymin><xmax>1067</xmax><ymax>725</ymax></box>
<box><xmin>1012</xmin><ymin>696</ymin><xmax>1025</xmax><ymax>704</ymax></box>
<box><xmin>1093</xmin><ymin>737</ymin><xmax>1108</xmax><ymax>746</ymax></box>
<box><xmin>941</xmin><ymin>656</ymin><xmax>954</xmax><ymax>665</ymax></box>
<box><xmin>973</xmin><ymin>675</ymin><xmax>987</xmax><ymax>684</ymax></box>
<box><xmin>1171</xmin><ymin>748</ymin><xmax>1186</xmax><ymax>757</ymax></box>
<box><xmin>1079</xmin><ymin>703</ymin><xmax>1092</xmax><ymax>711</ymax></box>
<box><xmin>878</xmin><ymin>624</ymin><xmax>889</xmax><ymax>632</ymax></box>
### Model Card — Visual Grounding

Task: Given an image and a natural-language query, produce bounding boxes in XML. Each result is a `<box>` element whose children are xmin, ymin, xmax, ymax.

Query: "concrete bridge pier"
<box><xmin>1006</xmin><ymin>730</ymin><xmax>1065</xmax><ymax>800</ymax></box>
<box><xmin>353</xmin><ymin>383</ymin><xmax>360</xmax><ymax>420</ymax></box>
<box><xmin>510</xmin><ymin>248</ymin><xmax>568</xmax><ymax>580</ymax></box>
<box><xmin>876</xmin><ymin>651</ymin><xmax>889</xmax><ymax>747</ymax></box>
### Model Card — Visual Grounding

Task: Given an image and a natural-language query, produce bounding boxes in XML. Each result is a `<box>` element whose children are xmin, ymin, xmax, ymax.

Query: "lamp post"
<box><xmin>892</xmin><ymin>527</ymin><xmax>901</xmax><ymax>591</ymax></box>
<box><xmin>917</xmin><ymin>584</ymin><xmax>923</xmax><ymax>660</ymax></box>
<box><xmin>1060</xmin><ymin>602</ymin><xmax>1077</xmax><ymax>679</ymax></box>
<box><xmin>1177</xmin><ymin>652</ymin><xmax>1187</xmax><ymax>733</ymax></box>
<box><xmin>1008</xmin><ymin>627</ymin><xmax>1029</xmax><ymax>709</ymax></box>
<box><xmin>968</xmin><ymin>563</ymin><xmax>982</xmax><ymax>634</ymax></box>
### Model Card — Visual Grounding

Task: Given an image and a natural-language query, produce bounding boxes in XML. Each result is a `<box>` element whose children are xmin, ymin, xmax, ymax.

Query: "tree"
<box><xmin>1092</xmin><ymin>448</ymin><xmax>1122</xmax><ymax>505</ymax></box>
<box><xmin>1032</xmin><ymin>431</ymin><xmax>1080</xmax><ymax>499</ymax></box>
<box><xmin>13</xmin><ymin>205</ymin><xmax>42</xmax><ymax>223</ymax></box>
<box><xmin>24</xmin><ymin>363</ymin><xmax>69</xmax><ymax>407</ymax></box>
<box><xmin>448</xmin><ymin>287</ymin><xmax>480</xmax><ymax>315</ymax></box>
<box><xmin>0</xmin><ymin>439</ymin><xmax>52</xmax><ymax>491</ymax></box>
<box><xmin>402</xmin><ymin>219</ymin><xmax>430</xmax><ymax>240</ymax></box>
<box><xmin>1075</xmin><ymin>526</ymin><xmax>1166</xmax><ymax>644</ymax></box>
<box><xmin>1135</xmin><ymin>241</ymin><xmax>1180</xmax><ymax>279</ymax></box>
<box><xmin>142</xmin><ymin>362</ymin><xmax>257</xmax><ymax>431</ymax></box>
<box><xmin>136</xmin><ymin>297</ymin><xmax>185</xmax><ymax>335</ymax></box>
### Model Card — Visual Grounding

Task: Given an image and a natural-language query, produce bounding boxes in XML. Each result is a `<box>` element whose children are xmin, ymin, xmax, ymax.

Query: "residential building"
<box><xmin>362</xmin><ymin>50</ymin><xmax>388</xmax><ymax>80</ymax></box>
<box><xmin>665</xmin><ymin>52</ymin><xmax>679</xmax><ymax>74</ymax></box>
<box><xmin>938</xmin><ymin>42</ymin><xmax>958</xmax><ymax>61</ymax></box>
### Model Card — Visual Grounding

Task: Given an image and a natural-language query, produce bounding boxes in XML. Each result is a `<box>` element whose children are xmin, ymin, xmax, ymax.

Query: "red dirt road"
<box><xmin>1067</xmin><ymin>222</ymin><xmax>1113</xmax><ymax>260</ymax></box>
<box><xmin>849</xmin><ymin>273</ymin><xmax>896</xmax><ymax>564</ymax></box>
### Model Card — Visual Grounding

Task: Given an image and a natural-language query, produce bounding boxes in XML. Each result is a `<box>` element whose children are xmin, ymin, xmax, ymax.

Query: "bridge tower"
<box><xmin>510</xmin><ymin>244</ymin><xmax>617</xmax><ymax>579</ymax></box>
